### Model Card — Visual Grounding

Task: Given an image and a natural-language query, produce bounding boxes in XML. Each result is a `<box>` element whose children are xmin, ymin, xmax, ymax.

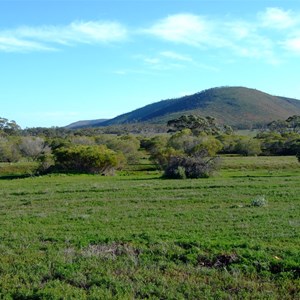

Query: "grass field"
<box><xmin>0</xmin><ymin>156</ymin><xmax>299</xmax><ymax>299</ymax></box>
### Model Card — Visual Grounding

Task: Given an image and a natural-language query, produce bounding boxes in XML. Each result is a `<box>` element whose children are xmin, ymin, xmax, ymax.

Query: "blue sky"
<box><xmin>1</xmin><ymin>0</ymin><xmax>300</xmax><ymax>128</ymax></box>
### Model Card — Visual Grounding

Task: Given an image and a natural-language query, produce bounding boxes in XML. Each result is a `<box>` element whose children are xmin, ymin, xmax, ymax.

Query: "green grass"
<box><xmin>0</xmin><ymin>157</ymin><xmax>299</xmax><ymax>299</ymax></box>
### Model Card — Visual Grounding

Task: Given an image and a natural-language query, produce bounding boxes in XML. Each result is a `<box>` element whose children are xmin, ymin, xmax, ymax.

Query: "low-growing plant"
<box><xmin>251</xmin><ymin>195</ymin><xmax>268</xmax><ymax>207</ymax></box>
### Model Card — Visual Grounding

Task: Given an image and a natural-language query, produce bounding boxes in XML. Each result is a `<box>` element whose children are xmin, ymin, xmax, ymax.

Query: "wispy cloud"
<box><xmin>135</xmin><ymin>51</ymin><xmax>193</xmax><ymax>71</ymax></box>
<box><xmin>0</xmin><ymin>21</ymin><xmax>128</xmax><ymax>52</ymax></box>
<box><xmin>143</xmin><ymin>13</ymin><xmax>275</xmax><ymax>62</ymax></box>
<box><xmin>142</xmin><ymin>8</ymin><xmax>300</xmax><ymax>64</ymax></box>
<box><xmin>160</xmin><ymin>51</ymin><xmax>192</xmax><ymax>61</ymax></box>
<box><xmin>0</xmin><ymin>36</ymin><xmax>56</xmax><ymax>52</ymax></box>
<box><xmin>2</xmin><ymin>7</ymin><xmax>300</xmax><ymax>60</ymax></box>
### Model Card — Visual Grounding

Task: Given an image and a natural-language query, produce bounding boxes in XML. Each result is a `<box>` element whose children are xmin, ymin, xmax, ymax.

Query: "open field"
<box><xmin>0</xmin><ymin>156</ymin><xmax>299</xmax><ymax>299</ymax></box>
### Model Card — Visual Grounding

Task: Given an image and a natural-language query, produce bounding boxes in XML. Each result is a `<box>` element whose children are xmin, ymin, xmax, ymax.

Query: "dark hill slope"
<box><xmin>66</xmin><ymin>119</ymin><xmax>108</xmax><ymax>129</ymax></box>
<box><xmin>98</xmin><ymin>87</ymin><xmax>300</xmax><ymax>128</ymax></box>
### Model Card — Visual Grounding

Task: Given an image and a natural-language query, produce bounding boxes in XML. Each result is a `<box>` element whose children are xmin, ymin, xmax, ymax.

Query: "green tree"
<box><xmin>167</xmin><ymin>115</ymin><xmax>232</xmax><ymax>136</ymax></box>
<box><xmin>168</xmin><ymin>129</ymin><xmax>222</xmax><ymax>156</ymax></box>
<box><xmin>265</xmin><ymin>115</ymin><xmax>300</xmax><ymax>134</ymax></box>
<box><xmin>0</xmin><ymin>117</ymin><xmax>21</xmax><ymax>136</ymax></box>
<box><xmin>256</xmin><ymin>131</ymin><xmax>300</xmax><ymax>155</ymax></box>
<box><xmin>286</xmin><ymin>115</ymin><xmax>300</xmax><ymax>133</ymax></box>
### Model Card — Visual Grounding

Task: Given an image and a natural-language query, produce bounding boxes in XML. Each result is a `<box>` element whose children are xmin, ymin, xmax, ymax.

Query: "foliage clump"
<box><xmin>147</xmin><ymin>115</ymin><xmax>224</xmax><ymax>179</ymax></box>
<box><xmin>53</xmin><ymin>145</ymin><xmax>124</xmax><ymax>175</ymax></box>
<box><xmin>256</xmin><ymin>115</ymin><xmax>300</xmax><ymax>156</ymax></box>
<box><xmin>167</xmin><ymin>114</ymin><xmax>233</xmax><ymax>135</ymax></box>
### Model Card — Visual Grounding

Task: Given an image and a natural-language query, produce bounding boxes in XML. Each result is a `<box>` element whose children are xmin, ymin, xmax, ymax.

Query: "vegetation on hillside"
<box><xmin>85</xmin><ymin>87</ymin><xmax>300</xmax><ymax>129</ymax></box>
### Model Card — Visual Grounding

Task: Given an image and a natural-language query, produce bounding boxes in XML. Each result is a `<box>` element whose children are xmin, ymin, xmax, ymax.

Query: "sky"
<box><xmin>1</xmin><ymin>0</ymin><xmax>300</xmax><ymax>128</ymax></box>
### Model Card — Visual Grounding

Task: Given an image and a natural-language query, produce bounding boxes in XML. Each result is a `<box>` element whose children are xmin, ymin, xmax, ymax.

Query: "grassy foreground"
<box><xmin>0</xmin><ymin>157</ymin><xmax>299</xmax><ymax>299</ymax></box>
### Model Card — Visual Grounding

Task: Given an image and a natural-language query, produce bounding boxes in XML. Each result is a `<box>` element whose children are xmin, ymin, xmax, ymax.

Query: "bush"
<box><xmin>0</xmin><ymin>137</ymin><xmax>21</xmax><ymax>162</ymax></box>
<box><xmin>163</xmin><ymin>153</ymin><xmax>220</xmax><ymax>179</ymax></box>
<box><xmin>234</xmin><ymin>137</ymin><xmax>261</xmax><ymax>156</ymax></box>
<box><xmin>106</xmin><ymin>135</ymin><xmax>141</xmax><ymax>164</ymax></box>
<box><xmin>53</xmin><ymin>145</ymin><xmax>124</xmax><ymax>175</ymax></box>
<box><xmin>36</xmin><ymin>153</ymin><xmax>55</xmax><ymax>174</ymax></box>
<box><xmin>19</xmin><ymin>136</ymin><xmax>50</xmax><ymax>161</ymax></box>
<box><xmin>168</xmin><ymin>130</ymin><xmax>222</xmax><ymax>156</ymax></box>
<box><xmin>297</xmin><ymin>152</ymin><xmax>300</xmax><ymax>163</ymax></box>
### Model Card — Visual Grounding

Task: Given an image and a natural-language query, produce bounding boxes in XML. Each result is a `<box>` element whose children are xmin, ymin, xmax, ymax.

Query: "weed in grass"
<box><xmin>251</xmin><ymin>195</ymin><xmax>268</xmax><ymax>207</ymax></box>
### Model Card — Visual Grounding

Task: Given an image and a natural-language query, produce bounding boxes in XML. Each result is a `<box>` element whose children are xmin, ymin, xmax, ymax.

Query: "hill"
<box><xmin>70</xmin><ymin>87</ymin><xmax>300</xmax><ymax>129</ymax></box>
<box><xmin>65</xmin><ymin>119</ymin><xmax>108</xmax><ymax>129</ymax></box>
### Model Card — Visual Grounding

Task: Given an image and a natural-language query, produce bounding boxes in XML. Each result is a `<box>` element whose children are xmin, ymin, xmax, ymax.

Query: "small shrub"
<box><xmin>163</xmin><ymin>153</ymin><xmax>220</xmax><ymax>179</ymax></box>
<box><xmin>251</xmin><ymin>195</ymin><xmax>268</xmax><ymax>207</ymax></box>
<box><xmin>166</xmin><ymin>166</ymin><xmax>186</xmax><ymax>179</ymax></box>
<box><xmin>36</xmin><ymin>153</ymin><xmax>55</xmax><ymax>174</ymax></box>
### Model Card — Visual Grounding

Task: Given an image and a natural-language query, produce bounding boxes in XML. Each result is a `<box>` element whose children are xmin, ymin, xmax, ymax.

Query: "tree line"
<box><xmin>0</xmin><ymin>115</ymin><xmax>299</xmax><ymax>178</ymax></box>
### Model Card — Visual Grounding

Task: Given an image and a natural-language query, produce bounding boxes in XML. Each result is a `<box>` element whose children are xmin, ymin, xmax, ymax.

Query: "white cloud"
<box><xmin>143</xmin><ymin>13</ymin><xmax>213</xmax><ymax>47</ymax></box>
<box><xmin>2</xmin><ymin>7</ymin><xmax>300</xmax><ymax>62</ymax></box>
<box><xmin>258</xmin><ymin>7</ymin><xmax>297</xmax><ymax>29</ymax></box>
<box><xmin>224</xmin><ymin>21</ymin><xmax>254</xmax><ymax>40</ymax></box>
<box><xmin>69</xmin><ymin>21</ymin><xmax>128</xmax><ymax>43</ymax></box>
<box><xmin>143</xmin><ymin>10</ymin><xmax>298</xmax><ymax>64</ymax></box>
<box><xmin>283</xmin><ymin>36</ymin><xmax>300</xmax><ymax>53</ymax></box>
<box><xmin>0</xmin><ymin>21</ymin><xmax>128</xmax><ymax>52</ymax></box>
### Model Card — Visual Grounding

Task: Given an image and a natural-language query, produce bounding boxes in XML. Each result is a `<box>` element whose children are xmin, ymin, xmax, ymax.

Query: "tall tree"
<box><xmin>167</xmin><ymin>115</ymin><xmax>232</xmax><ymax>136</ymax></box>
<box><xmin>0</xmin><ymin>117</ymin><xmax>21</xmax><ymax>136</ymax></box>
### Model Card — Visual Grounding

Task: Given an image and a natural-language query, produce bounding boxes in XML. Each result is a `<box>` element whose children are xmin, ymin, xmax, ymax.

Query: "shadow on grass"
<box><xmin>229</xmin><ymin>174</ymin><xmax>294</xmax><ymax>178</ymax></box>
<box><xmin>0</xmin><ymin>174</ymin><xmax>34</xmax><ymax>180</ymax></box>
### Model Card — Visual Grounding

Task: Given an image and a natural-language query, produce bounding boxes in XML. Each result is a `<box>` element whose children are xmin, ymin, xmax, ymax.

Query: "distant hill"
<box><xmin>65</xmin><ymin>119</ymin><xmax>108</xmax><ymax>129</ymax></box>
<box><xmin>68</xmin><ymin>87</ymin><xmax>300</xmax><ymax>129</ymax></box>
